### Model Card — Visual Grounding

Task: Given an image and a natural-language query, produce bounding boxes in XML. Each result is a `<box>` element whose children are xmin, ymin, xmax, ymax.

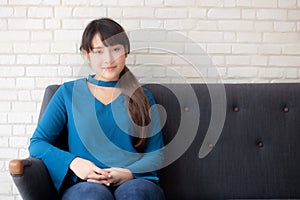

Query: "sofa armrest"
<box><xmin>9</xmin><ymin>157</ymin><xmax>59</xmax><ymax>200</ymax></box>
<box><xmin>9</xmin><ymin>159</ymin><xmax>32</xmax><ymax>175</ymax></box>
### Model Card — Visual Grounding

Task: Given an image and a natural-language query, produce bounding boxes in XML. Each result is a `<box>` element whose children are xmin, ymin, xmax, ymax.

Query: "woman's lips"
<box><xmin>103</xmin><ymin>66</ymin><xmax>116</xmax><ymax>71</ymax></box>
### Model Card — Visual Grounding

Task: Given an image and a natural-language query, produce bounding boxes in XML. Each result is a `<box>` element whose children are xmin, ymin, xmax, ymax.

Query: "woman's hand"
<box><xmin>69</xmin><ymin>157</ymin><xmax>111</xmax><ymax>186</ymax></box>
<box><xmin>104</xmin><ymin>167</ymin><xmax>134</xmax><ymax>186</ymax></box>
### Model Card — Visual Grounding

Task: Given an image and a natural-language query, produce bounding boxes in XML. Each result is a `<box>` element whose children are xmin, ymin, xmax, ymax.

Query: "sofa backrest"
<box><xmin>146</xmin><ymin>83</ymin><xmax>300</xmax><ymax>199</ymax></box>
<box><xmin>41</xmin><ymin>83</ymin><xmax>300</xmax><ymax>199</ymax></box>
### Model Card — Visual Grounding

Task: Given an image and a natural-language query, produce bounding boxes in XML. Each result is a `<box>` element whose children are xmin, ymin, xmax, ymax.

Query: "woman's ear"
<box><xmin>82</xmin><ymin>50</ymin><xmax>90</xmax><ymax>63</ymax></box>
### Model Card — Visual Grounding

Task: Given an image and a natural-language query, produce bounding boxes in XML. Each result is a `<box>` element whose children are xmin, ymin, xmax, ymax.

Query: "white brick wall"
<box><xmin>1</xmin><ymin>0</ymin><xmax>300</xmax><ymax>199</ymax></box>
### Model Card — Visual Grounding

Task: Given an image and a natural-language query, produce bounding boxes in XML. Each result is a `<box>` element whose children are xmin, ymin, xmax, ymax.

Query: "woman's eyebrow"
<box><xmin>93</xmin><ymin>46</ymin><xmax>104</xmax><ymax>49</ymax></box>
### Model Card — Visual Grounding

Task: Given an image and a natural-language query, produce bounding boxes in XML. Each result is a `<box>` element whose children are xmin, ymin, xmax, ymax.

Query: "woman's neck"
<box><xmin>87</xmin><ymin>74</ymin><xmax>118</xmax><ymax>87</ymax></box>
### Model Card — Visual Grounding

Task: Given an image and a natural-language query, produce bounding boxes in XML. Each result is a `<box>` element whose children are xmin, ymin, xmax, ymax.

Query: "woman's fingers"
<box><xmin>87</xmin><ymin>169</ymin><xmax>113</xmax><ymax>186</ymax></box>
<box><xmin>87</xmin><ymin>178</ymin><xmax>111</xmax><ymax>186</ymax></box>
<box><xmin>93</xmin><ymin>167</ymin><xmax>111</xmax><ymax>178</ymax></box>
<box><xmin>87</xmin><ymin>173</ymin><xmax>108</xmax><ymax>181</ymax></box>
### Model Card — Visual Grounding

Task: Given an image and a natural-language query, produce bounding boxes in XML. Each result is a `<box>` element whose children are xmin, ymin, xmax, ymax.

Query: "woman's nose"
<box><xmin>103</xmin><ymin>51</ymin><xmax>113</xmax><ymax>64</ymax></box>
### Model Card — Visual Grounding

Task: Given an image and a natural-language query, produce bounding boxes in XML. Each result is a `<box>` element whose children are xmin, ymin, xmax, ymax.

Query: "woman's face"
<box><xmin>85</xmin><ymin>33</ymin><xmax>127</xmax><ymax>81</ymax></box>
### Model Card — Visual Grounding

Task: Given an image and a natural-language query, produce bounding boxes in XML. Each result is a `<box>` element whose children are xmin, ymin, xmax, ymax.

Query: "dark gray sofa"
<box><xmin>9</xmin><ymin>83</ymin><xmax>300</xmax><ymax>199</ymax></box>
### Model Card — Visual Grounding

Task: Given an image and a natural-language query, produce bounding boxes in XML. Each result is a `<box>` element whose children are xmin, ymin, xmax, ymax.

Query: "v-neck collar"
<box><xmin>83</xmin><ymin>78</ymin><xmax>123</xmax><ymax>107</ymax></box>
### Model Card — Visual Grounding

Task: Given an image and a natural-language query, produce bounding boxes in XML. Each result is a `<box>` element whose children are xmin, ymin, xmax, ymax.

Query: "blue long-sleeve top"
<box><xmin>29</xmin><ymin>75</ymin><xmax>164</xmax><ymax>192</ymax></box>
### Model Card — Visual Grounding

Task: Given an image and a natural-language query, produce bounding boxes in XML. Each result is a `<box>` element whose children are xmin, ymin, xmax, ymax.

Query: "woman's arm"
<box><xmin>28</xmin><ymin>84</ymin><xmax>77</xmax><ymax>191</ymax></box>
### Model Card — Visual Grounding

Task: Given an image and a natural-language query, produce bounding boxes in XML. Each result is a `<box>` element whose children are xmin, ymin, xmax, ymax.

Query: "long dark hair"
<box><xmin>80</xmin><ymin>18</ymin><xmax>150</xmax><ymax>151</ymax></box>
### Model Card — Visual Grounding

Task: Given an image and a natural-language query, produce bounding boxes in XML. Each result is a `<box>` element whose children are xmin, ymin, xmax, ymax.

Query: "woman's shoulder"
<box><xmin>142</xmin><ymin>86</ymin><xmax>156</xmax><ymax>105</ymax></box>
<box><xmin>59</xmin><ymin>77</ymin><xmax>85</xmax><ymax>90</ymax></box>
<box><xmin>55</xmin><ymin>77</ymin><xmax>86</xmax><ymax>95</ymax></box>
<box><xmin>62</xmin><ymin>77</ymin><xmax>85</xmax><ymax>87</ymax></box>
<box><xmin>142</xmin><ymin>86</ymin><xmax>152</xmax><ymax>96</ymax></box>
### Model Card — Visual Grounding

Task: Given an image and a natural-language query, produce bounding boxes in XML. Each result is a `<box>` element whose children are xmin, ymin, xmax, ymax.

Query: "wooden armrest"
<box><xmin>9</xmin><ymin>159</ymin><xmax>32</xmax><ymax>175</ymax></box>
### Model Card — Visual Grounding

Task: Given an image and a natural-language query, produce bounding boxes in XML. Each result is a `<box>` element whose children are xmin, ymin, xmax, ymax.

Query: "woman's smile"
<box><xmin>103</xmin><ymin>66</ymin><xmax>117</xmax><ymax>71</ymax></box>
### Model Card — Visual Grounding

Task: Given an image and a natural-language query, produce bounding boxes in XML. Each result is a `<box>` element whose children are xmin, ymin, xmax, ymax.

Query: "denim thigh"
<box><xmin>61</xmin><ymin>181</ymin><xmax>114</xmax><ymax>200</ymax></box>
<box><xmin>114</xmin><ymin>179</ymin><xmax>165</xmax><ymax>200</ymax></box>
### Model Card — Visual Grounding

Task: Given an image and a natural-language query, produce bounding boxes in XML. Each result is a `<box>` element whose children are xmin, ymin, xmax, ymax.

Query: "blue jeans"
<box><xmin>61</xmin><ymin>179</ymin><xmax>165</xmax><ymax>200</ymax></box>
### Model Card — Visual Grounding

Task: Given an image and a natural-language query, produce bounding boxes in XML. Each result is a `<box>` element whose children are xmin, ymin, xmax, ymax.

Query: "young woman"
<box><xmin>29</xmin><ymin>18</ymin><xmax>165</xmax><ymax>200</ymax></box>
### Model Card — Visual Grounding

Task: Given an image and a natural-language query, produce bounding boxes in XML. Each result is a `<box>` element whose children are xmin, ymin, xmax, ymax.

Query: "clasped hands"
<box><xmin>69</xmin><ymin>157</ymin><xmax>133</xmax><ymax>187</ymax></box>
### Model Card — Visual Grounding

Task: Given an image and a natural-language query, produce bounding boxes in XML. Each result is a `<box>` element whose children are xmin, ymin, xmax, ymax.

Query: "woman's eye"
<box><xmin>94</xmin><ymin>50</ymin><xmax>103</xmax><ymax>54</ymax></box>
<box><xmin>113</xmin><ymin>47</ymin><xmax>120</xmax><ymax>52</ymax></box>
